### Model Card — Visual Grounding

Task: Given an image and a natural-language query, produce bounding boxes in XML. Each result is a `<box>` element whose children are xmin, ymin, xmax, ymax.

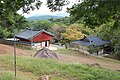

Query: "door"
<box><xmin>45</xmin><ymin>41</ymin><xmax>47</xmax><ymax>47</ymax></box>
<box><xmin>41</xmin><ymin>42</ymin><xmax>45</xmax><ymax>47</ymax></box>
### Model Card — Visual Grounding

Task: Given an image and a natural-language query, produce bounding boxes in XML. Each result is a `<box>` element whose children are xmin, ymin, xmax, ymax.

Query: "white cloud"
<box><xmin>17</xmin><ymin>0</ymin><xmax>80</xmax><ymax>18</ymax></box>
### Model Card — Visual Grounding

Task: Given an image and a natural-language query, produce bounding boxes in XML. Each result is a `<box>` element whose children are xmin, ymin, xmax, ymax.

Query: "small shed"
<box><xmin>34</xmin><ymin>48</ymin><xmax>59</xmax><ymax>60</ymax></box>
<box><xmin>15</xmin><ymin>29</ymin><xmax>54</xmax><ymax>49</ymax></box>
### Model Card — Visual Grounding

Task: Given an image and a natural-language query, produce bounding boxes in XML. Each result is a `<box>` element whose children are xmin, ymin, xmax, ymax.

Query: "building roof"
<box><xmin>72</xmin><ymin>36</ymin><xmax>110</xmax><ymax>46</ymax></box>
<box><xmin>15</xmin><ymin>29</ymin><xmax>54</xmax><ymax>40</ymax></box>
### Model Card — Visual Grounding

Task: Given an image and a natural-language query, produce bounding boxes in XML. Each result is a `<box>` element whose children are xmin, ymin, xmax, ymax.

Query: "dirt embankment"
<box><xmin>0</xmin><ymin>44</ymin><xmax>28</xmax><ymax>55</ymax></box>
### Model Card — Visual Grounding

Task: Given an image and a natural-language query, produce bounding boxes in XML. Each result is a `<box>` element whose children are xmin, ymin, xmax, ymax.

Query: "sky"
<box><xmin>17</xmin><ymin>0</ymin><xmax>80</xmax><ymax>18</ymax></box>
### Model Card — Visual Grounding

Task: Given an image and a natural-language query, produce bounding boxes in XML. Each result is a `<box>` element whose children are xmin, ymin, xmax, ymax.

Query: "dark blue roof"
<box><xmin>72</xmin><ymin>36</ymin><xmax>110</xmax><ymax>46</ymax></box>
<box><xmin>15</xmin><ymin>29</ymin><xmax>54</xmax><ymax>40</ymax></box>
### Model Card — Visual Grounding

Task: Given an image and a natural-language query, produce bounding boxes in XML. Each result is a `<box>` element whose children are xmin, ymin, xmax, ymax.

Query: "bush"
<box><xmin>88</xmin><ymin>45</ymin><xmax>100</xmax><ymax>55</ymax></box>
<box><xmin>114</xmin><ymin>43</ymin><xmax>120</xmax><ymax>60</ymax></box>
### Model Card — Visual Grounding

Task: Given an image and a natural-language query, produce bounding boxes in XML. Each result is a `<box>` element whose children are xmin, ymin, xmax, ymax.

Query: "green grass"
<box><xmin>0</xmin><ymin>55</ymin><xmax>120</xmax><ymax>80</ymax></box>
<box><xmin>55</xmin><ymin>49</ymin><xmax>120</xmax><ymax>64</ymax></box>
<box><xmin>0</xmin><ymin>71</ymin><xmax>22</xmax><ymax>80</ymax></box>
<box><xmin>54</xmin><ymin>49</ymin><xmax>82</xmax><ymax>55</ymax></box>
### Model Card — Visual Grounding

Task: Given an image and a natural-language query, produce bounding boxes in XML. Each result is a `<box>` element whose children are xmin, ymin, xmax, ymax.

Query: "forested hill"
<box><xmin>27</xmin><ymin>15</ymin><xmax>62</xmax><ymax>21</ymax></box>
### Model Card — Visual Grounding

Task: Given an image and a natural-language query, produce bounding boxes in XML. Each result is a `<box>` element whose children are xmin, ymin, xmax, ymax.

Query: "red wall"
<box><xmin>30</xmin><ymin>32</ymin><xmax>53</xmax><ymax>42</ymax></box>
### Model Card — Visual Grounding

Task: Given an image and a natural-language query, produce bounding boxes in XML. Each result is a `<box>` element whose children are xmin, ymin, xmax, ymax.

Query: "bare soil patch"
<box><xmin>58</xmin><ymin>52</ymin><xmax>120</xmax><ymax>70</ymax></box>
<box><xmin>0</xmin><ymin>44</ymin><xmax>28</xmax><ymax>55</ymax></box>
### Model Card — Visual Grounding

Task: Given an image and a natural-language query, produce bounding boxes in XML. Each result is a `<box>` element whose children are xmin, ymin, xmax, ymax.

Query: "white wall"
<box><xmin>31</xmin><ymin>41</ymin><xmax>50</xmax><ymax>50</ymax></box>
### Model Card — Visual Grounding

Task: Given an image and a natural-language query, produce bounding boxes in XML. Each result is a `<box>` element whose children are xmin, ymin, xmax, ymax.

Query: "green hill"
<box><xmin>27</xmin><ymin>15</ymin><xmax>62</xmax><ymax>21</ymax></box>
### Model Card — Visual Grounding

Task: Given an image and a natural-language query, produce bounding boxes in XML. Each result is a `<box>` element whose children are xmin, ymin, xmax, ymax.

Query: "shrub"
<box><xmin>114</xmin><ymin>43</ymin><xmax>120</xmax><ymax>60</ymax></box>
<box><xmin>88</xmin><ymin>45</ymin><xmax>100</xmax><ymax>55</ymax></box>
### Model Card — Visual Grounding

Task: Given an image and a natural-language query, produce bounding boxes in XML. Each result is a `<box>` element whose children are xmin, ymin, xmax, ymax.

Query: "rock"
<box><xmin>38</xmin><ymin>75</ymin><xmax>50</xmax><ymax>80</ymax></box>
<box><xmin>85</xmin><ymin>63</ymin><xmax>101</xmax><ymax>68</ymax></box>
<box><xmin>34</xmin><ymin>47</ymin><xmax>59</xmax><ymax>60</ymax></box>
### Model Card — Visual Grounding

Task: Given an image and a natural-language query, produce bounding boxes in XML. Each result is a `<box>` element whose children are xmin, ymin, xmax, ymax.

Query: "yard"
<box><xmin>0</xmin><ymin>44</ymin><xmax>120</xmax><ymax>80</ymax></box>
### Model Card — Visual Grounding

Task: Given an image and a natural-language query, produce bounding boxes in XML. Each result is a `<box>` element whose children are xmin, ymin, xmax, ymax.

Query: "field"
<box><xmin>0</xmin><ymin>44</ymin><xmax>120</xmax><ymax>80</ymax></box>
<box><xmin>55</xmin><ymin>49</ymin><xmax>120</xmax><ymax>70</ymax></box>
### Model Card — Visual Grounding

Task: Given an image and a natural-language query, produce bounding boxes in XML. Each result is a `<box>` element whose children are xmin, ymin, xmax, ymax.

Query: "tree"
<box><xmin>68</xmin><ymin>0</ymin><xmax>120</xmax><ymax>59</ymax></box>
<box><xmin>49</xmin><ymin>17</ymin><xmax>71</xmax><ymax>26</ymax></box>
<box><xmin>94</xmin><ymin>21</ymin><xmax>114</xmax><ymax>40</ymax></box>
<box><xmin>61</xmin><ymin>24</ymin><xmax>85</xmax><ymax>42</ymax></box>
<box><xmin>0</xmin><ymin>14</ymin><xmax>29</xmax><ymax>38</ymax></box>
<box><xmin>31</xmin><ymin>20</ymin><xmax>52</xmax><ymax>31</ymax></box>
<box><xmin>112</xmin><ymin>29</ymin><xmax>120</xmax><ymax>59</ymax></box>
<box><xmin>68</xmin><ymin>0</ymin><xmax>120</xmax><ymax>28</ymax></box>
<box><xmin>0</xmin><ymin>0</ymin><xmax>70</xmax><ymax>38</ymax></box>
<box><xmin>88</xmin><ymin>44</ymin><xmax>100</xmax><ymax>55</ymax></box>
<box><xmin>0</xmin><ymin>0</ymin><xmax>41</xmax><ymax>28</ymax></box>
<box><xmin>114</xmin><ymin>42</ymin><xmax>120</xmax><ymax>60</ymax></box>
<box><xmin>0</xmin><ymin>26</ymin><xmax>11</xmax><ymax>39</ymax></box>
<box><xmin>0</xmin><ymin>0</ymin><xmax>70</xmax><ymax>29</ymax></box>
<box><xmin>50</xmin><ymin>25</ymin><xmax>66</xmax><ymax>42</ymax></box>
<box><xmin>93</xmin><ymin>18</ymin><xmax>120</xmax><ymax>59</ymax></box>
<box><xmin>0</xmin><ymin>0</ymin><xmax>69</xmax><ymax>14</ymax></box>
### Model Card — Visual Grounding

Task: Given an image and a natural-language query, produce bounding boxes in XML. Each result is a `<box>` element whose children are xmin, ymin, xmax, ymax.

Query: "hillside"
<box><xmin>0</xmin><ymin>54</ymin><xmax>120</xmax><ymax>80</ymax></box>
<box><xmin>0</xmin><ymin>44</ymin><xmax>120</xmax><ymax>80</ymax></box>
<box><xmin>27</xmin><ymin>15</ymin><xmax>62</xmax><ymax>21</ymax></box>
<box><xmin>0</xmin><ymin>44</ymin><xmax>120</xmax><ymax>70</ymax></box>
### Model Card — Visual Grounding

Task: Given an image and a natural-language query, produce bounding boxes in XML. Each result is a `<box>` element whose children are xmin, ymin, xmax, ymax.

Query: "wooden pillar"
<box><xmin>47</xmin><ymin>40</ymin><xmax>50</xmax><ymax>47</ymax></box>
<box><xmin>103</xmin><ymin>45</ymin><xmax>105</xmax><ymax>54</ymax></box>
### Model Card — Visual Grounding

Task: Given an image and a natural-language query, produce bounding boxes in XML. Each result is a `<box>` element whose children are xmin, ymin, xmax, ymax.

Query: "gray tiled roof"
<box><xmin>72</xmin><ymin>36</ymin><xmax>110</xmax><ymax>46</ymax></box>
<box><xmin>86</xmin><ymin>36</ymin><xmax>110</xmax><ymax>46</ymax></box>
<box><xmin>72</xmin><ymin>40</ymin><xmax>90</xmax><ymax>46</ymax></box>
<box><xmin>15</xmin><ymin>29</ymin><xmax>54</xmax><ymax>40</ymax></box>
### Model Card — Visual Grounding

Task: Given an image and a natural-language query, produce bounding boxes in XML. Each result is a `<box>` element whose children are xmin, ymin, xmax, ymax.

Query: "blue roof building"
<box><xmin>72</xmin><ymin>36</ymin><xmax>110</xmax><ymax>46</ymax></box>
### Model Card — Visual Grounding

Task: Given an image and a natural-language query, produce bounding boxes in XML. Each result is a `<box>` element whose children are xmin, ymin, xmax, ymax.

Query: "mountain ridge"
<box><xmin>27</xmin><ymin>15</ymin><xmax>63</xmax><ymax>21</ymax></box>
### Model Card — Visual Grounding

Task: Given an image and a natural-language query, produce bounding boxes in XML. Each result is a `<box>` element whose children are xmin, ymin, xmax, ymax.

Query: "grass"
<box><xmin>55</xmin><ymin>49</ymin><xmax>120</xmax><ymax>64</ymax></box>
<box><xmin>0</xmin><ymin>71</ymin><xmax>22</xmax><ymax>80</ymax></box>
<box><xmin>0</xmin><ymin>55</ymin><xmax>120</xmax><ymax>80</ymax></box>
<box><xmin>54</xmin><ymin>49</ymin><xmax>83</xmax><ymax>55</ymax></box>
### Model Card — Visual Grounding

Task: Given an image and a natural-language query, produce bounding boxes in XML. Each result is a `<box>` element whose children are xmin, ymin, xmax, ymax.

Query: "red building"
<box><xmin>15</xmin><ymin>29</ymin><xmax>54</xmax><ymax>49</ymax></box>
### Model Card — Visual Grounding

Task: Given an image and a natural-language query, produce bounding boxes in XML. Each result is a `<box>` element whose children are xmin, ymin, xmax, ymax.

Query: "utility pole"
<box><xmin>13</xmin><ymin>30</ymin><xmax>16</xmax><ymax>80</ymax></box>
<box><xmin>13</xmin><ymin>12</ymin><xmax>17</xmax><ymax>80</ymax></box>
